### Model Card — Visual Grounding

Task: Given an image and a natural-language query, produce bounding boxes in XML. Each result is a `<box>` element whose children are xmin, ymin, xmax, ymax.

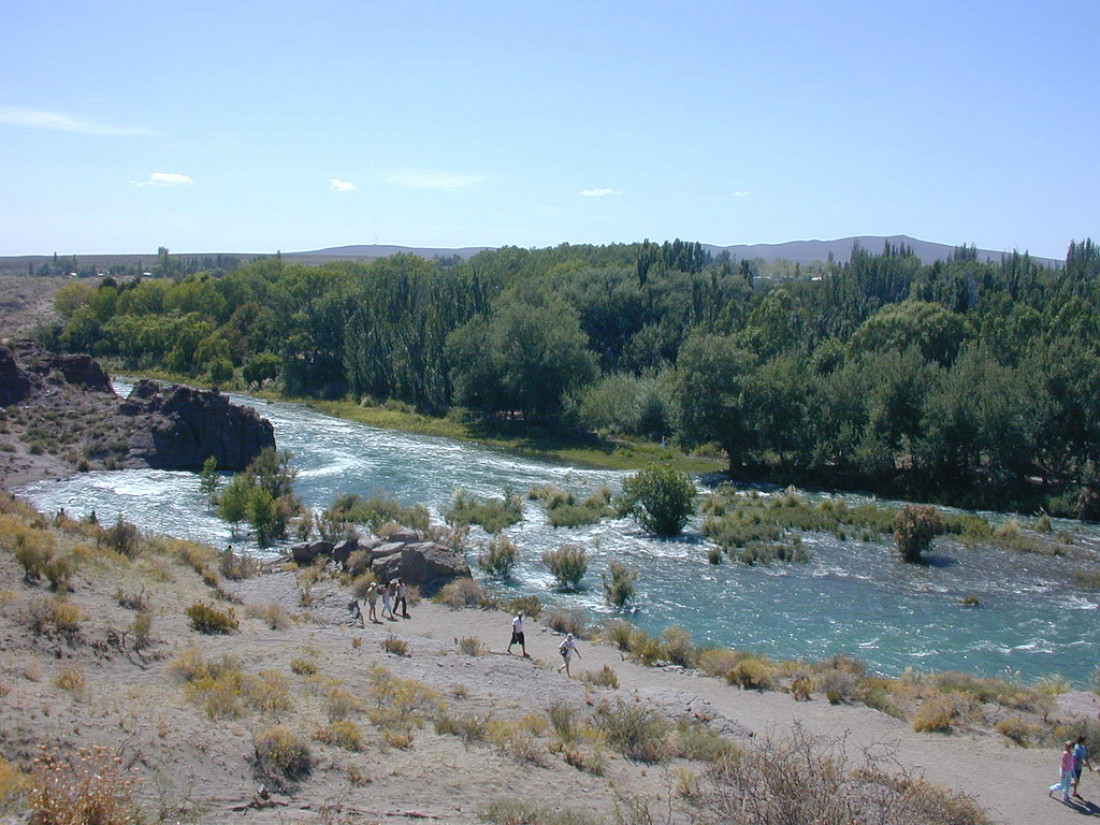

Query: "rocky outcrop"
<box><xmin>290</xmin><ymin>533</ymin><xmax>471</xmax><ymax>594</ymax></box>
<box><xmin>0</xmin><ymin>340</ymin><xmax>277</xmax><ymax>487</ymax></box>
<box><xmin>121</xmin><ymin>381</ymin><xmax>275</xmax><ymax>472</ymax></box>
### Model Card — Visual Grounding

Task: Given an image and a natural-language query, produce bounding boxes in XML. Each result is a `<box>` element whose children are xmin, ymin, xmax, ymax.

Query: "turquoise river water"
<box><xmin>17</xmin><ymin>386</ymin><xmax>1100</xmax><ymax>687</ymax></box>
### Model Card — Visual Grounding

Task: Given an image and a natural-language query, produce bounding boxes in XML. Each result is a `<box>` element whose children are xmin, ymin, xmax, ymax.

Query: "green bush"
<box><xmin>477</xmin><ymin>535</ymin><xmax>518</xmax><ymax>579</ymax></box>
<box><xmin>542</xmin><ymin>544</ymin><xmax>587</xmax><ymax>590</ymax></box>
<box><xmin>894</xmin><ymin>504</ymin><xmax>945</xmax><ymax>563</ymax></box>
<box><xmin>446</xmin><ymin>489</ymin><xmax>523</xmax><ymax>534</ymax></box>
<box><xmin>617</xmin><ymin>463</ymin><xmax>696</xmax><ymax>537</ymax></box>
<box><xmin>593</xmin><ymin>698</ymin><xmax>669</xmax><ymax>763</ymax></box>
<box><xmin>602</xmin><ymin>561</ymin><xmax>637</xmax><ymax>609</ymax></box>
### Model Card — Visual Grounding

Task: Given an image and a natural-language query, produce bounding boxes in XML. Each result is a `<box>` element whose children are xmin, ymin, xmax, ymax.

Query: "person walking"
<box><xmin>1051</xmin><ymin>740</ymin><xmax>1075</xmax><ymax>802</ymax></box>
<box><xmin>1072</xmin><ymin>734</ymin><xmax>1094</xmax><ymax>799</ymax></box>
<box><xmin>396</xmin><ymin>577</ymin><xmax>409</xmax><ymax>618</ymax></box>
<box><xmin>365</xmin><ymin>581</ymin><xmax>379</xmax><ymax>624</ymax></box>
<box><xmin>507</xmin><ymin>612</ymin><xmax>527</xmax><ymax>657</ymax></box>
<box><xmin>557</xmin><ymin>633</ymin><xmax>580</xmax><ymax>677</ymax></box>
<box><xmin>381</xmin><ymin>580</ymin><xmax>395</xmax><ymax>620</ymax></box>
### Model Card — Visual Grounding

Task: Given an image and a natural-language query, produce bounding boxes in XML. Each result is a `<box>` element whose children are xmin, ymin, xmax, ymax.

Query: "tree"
<box><xmin>617</xmin><ymin>462</ymin><xmax>696</xmax><ymax>537</ymax></box>
<box><xmin>893</xmin><ymin>504</ymin><xmax>944</xmax><ymax>563</ymax></box>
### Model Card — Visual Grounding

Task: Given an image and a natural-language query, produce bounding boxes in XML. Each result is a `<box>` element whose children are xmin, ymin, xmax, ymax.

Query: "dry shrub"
<box><xmin>693</xmin><ymin>726</ymin><xmax>988</xmax><ymax>825</ymax></box>
<box><xmin>0</xmin><ymin>755</ymin><xmax>30</xmax><ymax>813</ymax></box>
<box><xmin>697</xmin><ymin>647</ymin><xmax>742</xmax><ymax>679</ymax></box>
<box><xmin>381</xmin><ymin>635</ymin><xmax>408</xmax><ymax>656</ymax></box>
<box><xmin>115</xmin><ymin>588</ymin><xmax>149</xmax><ymax>611</ymax></box>
<box><xmin>912</xmin><ymin>693</ymin><xmax>969</xmax><ymax>733</ymax></box>
<box><xmin>366</xmin><ymin>666</ymin><xmax>441</xmax><ymax>737</ymax></box>
<box><xmin>167</xmin><ymin>647</ymin><xmax>209</xmax><ymax>683</ymax></box>
<box><xmin>995</xmin><ymin>716</ymin><xmax>1039</xmax><ymax>747</ymax></box>
<box><xmin>546</xmin><ymin>699</ymin><xmax>581</xmax><ymax>744</ymax></box>
<box><xmin>458</xmin><ymin>636</ymin><xmax>483</xmax><ymax>656</ymax></box>
<box><xmin>101</xmin><ymin>515</ymin><xmax>143</xmax><ymax>558</ymax></box>
<box><xmin>218</xmin><ymin>545</ymin><xmax>259</xmax><ymax>580</ymax></box>
<box><xmin>581</xmin><ymin>665</ymin><xmax>620</xmax><ymax>689</ymax></box>
<box><xmin>314</xmin><ymin>720</ymin><xmax>363</xmax><ymax>751</ymax></box>
<box><xmin>673</xmin><ymin>720</ymin><xmax>740</xmax><ymax>763</ymax></box>
<box><xmin>480</xmin><ymin>799</ymin><xmax>597</xmax><ymax>825</ymax></box>
<box><xmin>55</xmin><ymin>665</ymin><xmax>86</xmax><ymax>695</ymax></box>
<box><xmin>325</xmin><ymin>687</ymin><xmax>362</xmax><ymax>722</ymax></box>
<box><xmin>592</xmin><ymin>698</ymin><xmax>669</xmax><ymax>763</ymax></box>
<box><xmin>562</xmin><ymin>744</ymin><xmax>607</xmax><ymax>776</ymax></box>
<box><xmin>726</xmin><ymin>656</ymin><xmax>777</xmax><ymax>691</ymax></box>
<box><xmin>435</xmin><ymin>577</ymin><xmax>485</xmax><ymax>608</ymax></box>
<box><xmin>185</xmin><ymin>602</ymin><xmax>238</xmax><ymax>634</ymax></box>
<box><xmin>662</xmin><ymin>625</ymin><xmax>697</xmax><ymax>667</ymax></box>
<box><xmin>290</xmin><ymin>657</ymin><xmax>318</xmax><ymax>676</ymax></box>
<box><xmin>626</xmin><ymin>627</ymin><xmax>664</xmax><ymax>666</ymax></box>
<box><xmin>433</xmin><ymin>711</ymin><xmax>490</xmax><ymax>747</ymax></box>
<box><xmin>244</xmin><ymin>670</ymin><xmax>294</xmax><ymax>716</ymax></box>
<box><xmin>602</xmin><ymin>618</ymin><xmax>635</xmax><ymax>651</ymax></box>
<box><xmin>488</xmin><ymin>719</ymin><xmax>546</xmax><ymax>766</ymax></box>
<box><xmin>245</xmin><ymin>602</ymin><xmax>292</xmax><ymax>630</ymax></box>
<box><xmin>23</xmin><ymin>597</ymin><xmax>84</xmax><ymax>642</ymax></box>
<box><xmin>27</xmin><ymin>745</ymin><xmax>140</xmax><ymax>825</ymax></box>
<box><xmin>253</xmin><ymin>725</ymin><xmax>312</xmax><ymax>791</ymax></box>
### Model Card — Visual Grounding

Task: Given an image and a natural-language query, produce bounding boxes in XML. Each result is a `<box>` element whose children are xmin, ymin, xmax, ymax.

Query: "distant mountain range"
<box><xmin>0</xmin><ymin>235</ymin><xmax>1060</xmax><ymax>276</ymax></box>
<box><xmin>291</xmin><ymin>236</ymin><xmax>1060</xmax><ymax>267</ymax></box>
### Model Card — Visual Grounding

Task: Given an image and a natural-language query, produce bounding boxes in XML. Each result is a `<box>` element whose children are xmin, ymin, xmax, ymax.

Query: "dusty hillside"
<box><xmin>1</xmin><ymin>494</ymin><xmax>1098</xmax><ymax>824</ymax></box>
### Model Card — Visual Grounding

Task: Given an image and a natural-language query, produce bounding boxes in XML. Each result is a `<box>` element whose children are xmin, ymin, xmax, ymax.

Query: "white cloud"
<box><xmin>330</xmin><ymin>178</ymin><xmax>357</xmax><ymax>192</ymax></box>
<box><xmin>732</xmin><ymin>190</ymin><xmax>750</xmax><ymax>197</ymax></box>
<box><xmin>0</xmin><ymin>106</ymin><xmax>152</xmax><ymax>135</ymax></box>
<box><xmin>580</xmin><ymin>188</ymin><xmax>622</xmax><ymax>197</ymax></box>
<box><xmin>135</xmin><ymin>172</ymin><xmax>193</xmax><ymax>187</ymax></box>
<box><xmin>384</xmin><ymin>170</ymin><xmax>482</xmax><ymax>191</ymax></box>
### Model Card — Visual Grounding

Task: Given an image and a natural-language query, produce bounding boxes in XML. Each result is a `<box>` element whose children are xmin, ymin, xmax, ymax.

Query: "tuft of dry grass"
<box><xmin>27</xmin><ymin>746</ymin><xmax>140</xmax><ymax>825</ymax></box>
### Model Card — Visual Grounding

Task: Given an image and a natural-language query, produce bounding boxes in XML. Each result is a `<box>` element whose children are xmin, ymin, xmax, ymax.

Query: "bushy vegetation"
<box><xmin>446</xmin><ymin>489</ymin><xmax>523</xmax><ymax>534</ymax></box>
<box><xmin>477</xmin><ymin>535</ymin><xmax>519</xmax><ymax>579</ymax></box>
<box><xmin>529</xmin><ymin>485</ymin><xmax>613</xmax><ymax>528</ymax></box>
<box><xmin>602</xmin><ymin>561</ymin><xmax>637</xmax><ymax>609</ymax></box>
<box><xmin>616</xmin><ymin>462</ymin><xmax>696</xmax><ymax>537</ymax></box>
<box><xmin>318</xmin><ymin>493</ymin><xmax>429</xmax><ymax>539</ymax></box>
<box><xmin>542</xmin><ymin>544</ymin><xmax>588</xmax><ymax>590</ymax></box>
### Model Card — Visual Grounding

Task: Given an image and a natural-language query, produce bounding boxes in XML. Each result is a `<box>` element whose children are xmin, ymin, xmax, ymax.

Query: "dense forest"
<box><xmin>37</xmin><ymin>238</ymin><xmax>1100</xmax><ymax>517</ymax></box>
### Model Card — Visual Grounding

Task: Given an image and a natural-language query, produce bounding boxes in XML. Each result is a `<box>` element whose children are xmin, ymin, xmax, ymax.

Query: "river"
<box><xmin>16</xmin><ymin>386</ymin><xmax>1100</xmax><ymax>687</ymax></box>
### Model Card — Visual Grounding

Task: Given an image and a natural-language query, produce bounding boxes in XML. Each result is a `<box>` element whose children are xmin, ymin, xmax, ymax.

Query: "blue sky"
<box><xmin>3</xmin><ymin>0</ymin><xmax>1097</xmax><ymax>259</ymax></box>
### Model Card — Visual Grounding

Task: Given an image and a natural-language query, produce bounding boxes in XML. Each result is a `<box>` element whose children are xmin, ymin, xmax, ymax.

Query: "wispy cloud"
<box><xmin>135</xmin><ymin>172</ymin><xmax>193</xmax><ymax>187</ymax></box>
<box><xmin>580</xmin><ymin>188</ymin><xmax>622</xmax><ymax>197</ymax></box>
<box><xmin>330</xmin><ymin>178</ymin><xmax>357</xmax><ymax>192</ymax></box>
<box><xmin>0</xmin><ymin>106</ymin><xmax>153</xmax><ymax>136</ymax></box>
<box><xmin>384</xmin><ymin>170</ymin><xmax>482</xmax><ymax>192</ymax></box>
<box><xmin>731</xmin><ymin>190</ymin><xmax>749</xmax><ymax>197</ymax></box>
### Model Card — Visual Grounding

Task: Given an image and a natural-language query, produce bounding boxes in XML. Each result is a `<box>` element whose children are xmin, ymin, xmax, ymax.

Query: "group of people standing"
<box><xmin>1050</xmin><ymin>735</ymin><xmax>1095</xmax><ymax>803</ymax></box>
<box><xmin>359</xmin><ymin>578</ymin><xmax>409</xmax><ymax>624</ymax></box>
<box><xmin>506</xmin><ymin>612</ymin><xmax>581</xmax><ymax>677</ymax></box>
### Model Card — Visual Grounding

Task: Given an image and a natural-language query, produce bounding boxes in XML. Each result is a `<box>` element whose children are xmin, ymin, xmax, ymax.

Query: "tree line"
<box><xmin>39</xmin><ymin>237</ymin><xmax>1100</xmax><ymax>516</ymax></box>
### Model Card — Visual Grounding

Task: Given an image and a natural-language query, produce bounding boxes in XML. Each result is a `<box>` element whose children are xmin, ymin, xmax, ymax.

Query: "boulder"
<box><xmin>124</xmin><ymin>382</ymin><xmax>275</xmax><ymax>471</ymax></box>
<box><xmin>0</xmin><ymin>346</ymin><xmax>32</xmax><ymax>406</ymax></box>
<box><xmin>291</xmin><ymin>540</ymin><xmax>334</xmax><ymax>565</ymax></box>
<box><xmin>332</xmin><ymin>538</ymin><xmax>359</xmax><ymax>567</ymax></box>
<box><xmin>370</xmin><ymin>541</ymin><xmax>471</xmax><ymax>594</ymax></box>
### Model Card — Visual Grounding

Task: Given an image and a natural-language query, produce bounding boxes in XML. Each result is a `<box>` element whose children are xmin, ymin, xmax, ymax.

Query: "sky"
<box><xmin>2</xmin><ymin>0</ymin><xmax>1098</xmax><ymax>260</ymax></box>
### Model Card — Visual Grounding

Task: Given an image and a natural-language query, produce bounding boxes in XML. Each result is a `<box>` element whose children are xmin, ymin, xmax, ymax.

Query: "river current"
<box><xmin>17</xmin><ymin>386</ymin><xmax>1100</xmax><ymax>687</ymax></box>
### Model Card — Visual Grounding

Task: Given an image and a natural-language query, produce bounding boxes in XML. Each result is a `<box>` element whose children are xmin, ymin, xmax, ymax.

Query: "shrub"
<box><xmin>458</xmin><ymin>636</ymin><xmax>484</xmax><ymax>656</ymax></box>
<box><xmin>325</xmin><ymin>687</ymin><xmax>361</xmax><ymax>722</ymax></box>
<box><xmin>14</xmin><ymin>535</ymin><xmax>53</xmax><ymax>582</ymax></box>
<box><xmin>289</xmin><ymin>657</ymin><xmax>318</xmax><ymax>676</ymax></box>
<box><xmin>446</xmin><ymin>489</ymin><xmax>523</xmax><ymax>534</ymax></box>
<box><xmin>726</xmin><ymin>657</ymin><xmax>777</xmax><ymax>691</ymax></box>
<box><xmin>185</xmin><ymin>602</ymin><xmax>239</xmax><ymax>634</ymax></box>
<box><xmin>245</xmin><ymin>603</ymin><xmax>292</xmax><ymax>630</ymax></box>
<box><xmin>603</xmin><ymin>618</ymin><xmax>635</xmax><ymax>651</ymax></box>
<box><xmin>435</xmin><ymin>577</ymin><xmax>485</xmax><ymax>608</ymax></box>
<box><xmin>912</xmin><ymin>693</ymin><xmax>964</xmax><ymax>733</ymax></box>
<box><xmin>593</xmin><ymin>698</ymin><xmax>669</xmax><ymax>763</ymax></box>
<box><xmin>507</xmin><ymin>594</ymin><xmax>542</xmax><ymax>620</ymax></box>
<box><xmin>381</xmin><ymin>635</ymin><xmax>408</xmax><ymax>656</ymax></box>
<box><xmin>581</xmin><ymin>665</ymin><xmax>620</xmax><ymax>689</ymax></box>
<box><xmin>617</xmin><ymin>462</ymin><xmax>696</xmax><ymax>537</ymax></box>
<box><xmin>545</xmin><ymin>606</ymin><xmax>589</xmax><ymax>638</ymax></box>
<box><xmin>27</xmin><ymin>746</ymin><xmax>140</xmax><ymax>825</ymax></box>
<box><xmin>662</xmin><ymin>625</ymin><xmax>697</xmax><ymax>668</ymax></box>
<box><xmin>542</xmin><ymin>544</ymin><xmax>588</xmax><ymax>590</ymax></box>
<box><xmin>101</xmin><ymin>515</ymin><xmax>142</xmax><ymax>558</ymax></box>
<box><xmin>253</xmin><ymin>725</ymin><xmax>312</xmax><ymax>790</ymax></box>
<box><xmin>314</xmin><ymin>721</ymin><xmax>363</xmax><ymax>751</ymax></box>
<box><xmin>602</xmin><ymin>561</ymin><xmax>637</xmax><ymax>609</ymax></box>
<box><xmin>478</xmin><ymin>535</ymin><xmax>519</xmax><ymax>579</ymax></box>
<box><xmin>995</xmin><ymin>716</ymin><xmax>1039</xmax><ymax>746</ymax></box>
<box><xmin>43</xmin><ymin>555</ymin><xmax>76</xmax><ymax>592</ymax></box>
<box><xmin>894</xmin><ymin>504</ymin><xmax>945</xmax><ymax>563</ymax></box>
<box><xmin>433</xmin><ymin>711</ymin><xmax>490</xmax><ymax>746</ymax></box>
<box><xmin>219</xmin><ymin>545</ymin><xmax>259</xmax><ymax>580</ymax></box>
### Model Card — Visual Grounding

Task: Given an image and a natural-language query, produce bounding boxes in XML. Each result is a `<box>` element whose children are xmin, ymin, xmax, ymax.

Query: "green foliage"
<box><xmin>894</xmin><ymin>504</ymin><xmax>945</xmax><ymax>563</ymax></box>
<box><xmin>602</xmin><ymin>561</ymin><xmax>637</xmax><ymax>609</ymax></box>
<box><xmin>446</xmin><ymin>488</ymin><xmax>523</xmax><ymax>534</ymax></box>
<box><xmin>617</xmin><ymin>462</ymin><xmax>696</xmax><ymax>536</ymax></box>
<box><xmin>214</xmin><ymin>449</ymin><xmax>300</xmax><ymax>546</ymax></box>
<box><xmin>319</xmin><ymin>494</ymin><xmax>429</xmax><ymax>538</ymax></box>
<box><xmin>477</xmin><ymin>536</ymin><xmax>519</xmax><ymax>579</ymax></box>
<box><xmin>542</xmin><ymin>544</ymin><xmax>587</xmax><ymax>590</ymax></box>
<box><xmin>199</xmin><ymin>456</ymin><xmax>220</xmax><ymax>499</ymax></box>
<box><xmin>529</xmin><ymin>484</ymin><xmax>613</xmax><ymax>528</ymax></box>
